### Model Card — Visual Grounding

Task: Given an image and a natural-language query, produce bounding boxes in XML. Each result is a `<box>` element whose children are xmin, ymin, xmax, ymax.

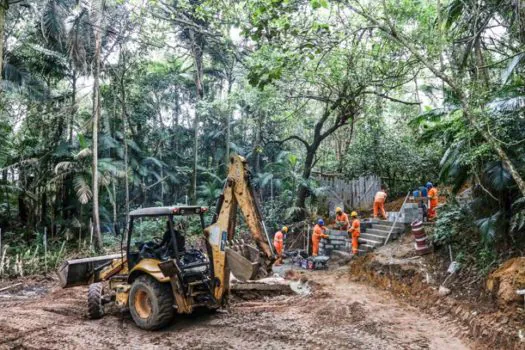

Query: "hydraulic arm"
<box><xmin>204</xmin><ymin>155</ymin><xmax>275</xmax><ymax>301</ymax></box>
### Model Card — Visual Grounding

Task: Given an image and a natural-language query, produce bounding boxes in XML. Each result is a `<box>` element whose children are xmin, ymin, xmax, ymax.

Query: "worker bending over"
<box><xmin>312</xmin><ymin>219</ymin><xmax>328</xmax><ymax>256</ymax></box>
<box><xmin>273</xmin><ymin>226</ymin><xmax>287</xmax><ymax>266</ymax></box>
<box><xmin>373</xmin><ymin>186</ymin><xmax>388</xmax><ymax>220</ymax></box>
<box><xmin>427</xmin><ymin>182</ymin><xmax>439</xmax><ymax>221</ymax></box>
<box><xmin>348</xmin><ymin>211</ymin><xmax>360</xmax><ymax>255</ymax></box>
<box><xmin>335</xmin><ymin>207</ymin><xmax>350</xmax><ymax>230</ymax></box>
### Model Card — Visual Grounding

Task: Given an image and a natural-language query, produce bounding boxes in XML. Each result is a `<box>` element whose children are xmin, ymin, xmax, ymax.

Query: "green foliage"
<box><xmin>431</xmin><ymin>203</ymin><xmax>471</xmax><ymax>246</ymax></box>
<box><xmin>1</xmin><ymin>0</ymin><xmax>525</xmax><ymax>273</ymax></box>
<box><xmin>132</xmin><ymin>218</ymin><xmax>165</xmax><ymax>243</ymax></box>
<box><xmin>431</xmin><ymin>203</ymin><xmax>499</xmax><ymax>275</ymax></box>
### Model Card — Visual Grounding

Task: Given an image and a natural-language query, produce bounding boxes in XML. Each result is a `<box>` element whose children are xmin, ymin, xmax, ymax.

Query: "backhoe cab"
<box><xmin>58</xmin><ymin>155</ymin><xmax>275</xmax><ymax>330</ymax></box>
<box><xmin>117</xmin><ymin>206</ymin><xmax>214</xmax><ymax>330</ymax></box>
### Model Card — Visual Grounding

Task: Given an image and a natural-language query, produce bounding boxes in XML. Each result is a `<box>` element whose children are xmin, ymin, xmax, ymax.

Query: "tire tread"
<box><xmin>87</xmin><ymin>282</ymin><xmax>105</xmax><ymax>319</ymax></box>
<box><xmin>130</xmin><ymin>275</ymin><xmax>174</xmax><ymax>330</ymax></box>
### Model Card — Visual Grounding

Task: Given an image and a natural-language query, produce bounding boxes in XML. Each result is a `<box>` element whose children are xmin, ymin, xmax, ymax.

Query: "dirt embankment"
<box><xmin>350</xmin><ymin>239</ymin><xmax>525</xmax><ymax>350</ymax></box>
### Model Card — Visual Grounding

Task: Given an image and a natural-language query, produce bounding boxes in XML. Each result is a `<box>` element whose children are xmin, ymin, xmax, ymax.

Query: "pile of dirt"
<box><xmin>384</xmin><ymin>196</ymin><xmax>407</xmax><ymax>212</ymax></box>
<box><xmin>383</xmin><ymin>193</ymin><xmax>447</xmax><ymax>212</ymax></box>
<box><xmin>487</xmin><ymin>257</ymin><xmax>525</xmax><ymax>308</ymax></box>
<box><xmin>350</xmin><ymin>243</ymin><xmax>525</xmax><ymax>349</ymax></box>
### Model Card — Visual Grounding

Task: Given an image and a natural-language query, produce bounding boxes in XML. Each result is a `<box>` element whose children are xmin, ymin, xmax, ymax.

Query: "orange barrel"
<box><xmin>411</xmin><ymin>220</ymin><xmax>431</xmax><ymax>255</ymax></box>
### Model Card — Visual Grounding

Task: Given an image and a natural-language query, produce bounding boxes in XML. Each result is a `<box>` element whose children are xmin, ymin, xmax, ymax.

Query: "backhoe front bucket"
<box><xmin>57</xmin><ymin>254</ymin><xmax>123</xmax><ymax>288</ymax></box>
<box><xmin>225</xmin><ymin>244</ymin><xmax>264</xmax><ymax>281</ymax></box>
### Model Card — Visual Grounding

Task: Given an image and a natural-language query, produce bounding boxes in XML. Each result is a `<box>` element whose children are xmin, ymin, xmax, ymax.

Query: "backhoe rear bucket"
<box><xmin>57</xmin><ymin>254</ymin><xmax>123</xmax><ymax>288</ymax></box>
<box><xmin>225</xmin><ymin>246</ymin><xmax>261</xmax><ymax>281</ymax></box>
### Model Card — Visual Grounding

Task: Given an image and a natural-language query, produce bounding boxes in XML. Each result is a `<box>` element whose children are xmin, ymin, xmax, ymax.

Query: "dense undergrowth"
<box><xmin>431</xmin><ymin>200</ymin><xmax>525</xmax><ymax>278</ymax></box>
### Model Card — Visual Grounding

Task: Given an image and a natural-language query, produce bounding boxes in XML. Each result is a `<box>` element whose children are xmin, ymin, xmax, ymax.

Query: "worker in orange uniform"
<box><xmin>373</xmin><ymin>185</ymin><xmax>388</xmax><ymax>220</ymax></box>
<box><xmin>348</xmin><ymin>211</ymin><xmax>360</xmax><ymax>255</ymax></box>
<box><xmin>312</xmin><ymin>219</ymin><xmax>328</xmax><ymax>256</ymax></box>
<box><xmin>335</xmin><ymin>207</ymin><xmax>350</xmax><ymax>230</ymax></box>
<box><xmin>273</xmin><ymin>226</ymin><xmax>288</xmax><ymax>266</ymax></box>
<box><xmin>426</xmin><ymin>182</ymin><xmax>439</xmax><ymax>221</ymax></box>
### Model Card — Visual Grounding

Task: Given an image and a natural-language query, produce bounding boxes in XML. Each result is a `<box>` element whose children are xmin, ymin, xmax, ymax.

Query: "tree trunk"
<box><xmin>119</xmin><ymin>48</ymin><xmax>130</xmax><ymax>239</ymax></box>
<box><xmin>294</xmin><ymin>144</ymin><xmax>317</xmax><ymax>216</ymax></box>
<box><xmin>192</xmin><ymin>99</ymin><xmax>199</xmax><ymax>204</ymax></box>
<box><xmin>189</xmin><ymin>29</ymin><xmax>204</xmax><ymax>204</ymax></box>
<box><xmin>69</xmin><ymin>68</ymin><xmax>77</xmax><ymax>143</ymax></box>
<box><xmin>111</xmin><ymin>181</ymin><xmax>117</xmax><ymax>227</ymax></box>
<box><xmin>254</xmin><ymin>114</ymin><xmax>262</xmax><ymax>174</ymax></box>
<box><xmin>224</xmin><ymin>75</ymin><xmax>233</xmax><ymax>173</ymax></box>
<box><xmin>91</xmin><ymin>0</ymin><xmax>104</xmax><ymax>251</ymax></box>
<box><xmin>0</xmin><ymin>0</ymin><xmax>7</xmax><ymax>83</ymax></box>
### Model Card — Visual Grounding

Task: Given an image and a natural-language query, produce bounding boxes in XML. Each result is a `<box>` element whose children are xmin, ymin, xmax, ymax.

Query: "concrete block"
<box><xmin>403</xmin><ymin>203</ymin><xmax>419</xmax><ymax>209</ymax></box>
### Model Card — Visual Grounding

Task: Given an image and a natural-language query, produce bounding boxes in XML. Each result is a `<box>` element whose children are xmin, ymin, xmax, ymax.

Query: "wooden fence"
<box><xmin>315</xmin><ymin>173</ymin><xmax>381</xmax><ymax>213</ymax></box>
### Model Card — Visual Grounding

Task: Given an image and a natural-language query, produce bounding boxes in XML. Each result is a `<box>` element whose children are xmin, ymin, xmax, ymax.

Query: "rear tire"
<box><xmin>87</xmin><ymin>282</ymin><xmax>105</xmax><ymax>319</ymax></box>
<box><xmin>129</xmin><ymin>275</ymin><xmax>174</xmax><ymax>330</ymax></box>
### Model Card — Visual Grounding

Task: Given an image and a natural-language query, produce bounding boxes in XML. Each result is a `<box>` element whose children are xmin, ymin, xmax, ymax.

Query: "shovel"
<box><xmin>439</xmin><ymin>245</ymin><xmax>460</xmax><ymax>295</ymax></box>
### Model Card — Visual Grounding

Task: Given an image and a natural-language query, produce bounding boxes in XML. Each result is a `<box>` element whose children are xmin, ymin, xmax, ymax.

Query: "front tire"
<box><xmin>87</xmin><ymin>282</ymin><xmax>105</xmax><ymax>319</ymax></box>
<box><xmin>129</xmin><ymin>275</ymin><xmax>174</xmax><ymax>330</ymax></box>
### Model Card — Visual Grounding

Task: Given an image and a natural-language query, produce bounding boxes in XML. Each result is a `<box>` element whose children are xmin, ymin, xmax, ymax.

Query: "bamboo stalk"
<box><xmin>43</xmin><ymin>227</ymin><xmax>48</xmax><ymax>274</ymax></box>
<box><xmin>55</xmin><ymin>241</ymin><xmax>66</xmax><ymax>268</ymax></box>
<box><xmin>0</xmin><ymin>244</ymin><xmax>8</xmax><ymax>277</ymax></box>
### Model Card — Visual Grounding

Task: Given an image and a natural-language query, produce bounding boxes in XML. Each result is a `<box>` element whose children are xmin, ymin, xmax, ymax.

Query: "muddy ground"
<box><xmin>0</xmin><ymin>268</ymin><xmax>472</xmax><ymax>350</ymax></box>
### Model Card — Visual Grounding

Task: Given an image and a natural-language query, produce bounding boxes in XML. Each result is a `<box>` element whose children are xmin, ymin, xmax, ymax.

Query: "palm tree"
<box><xmin>0</xmin><ymin>0</ymin><xmax>27</xmax><ymax>80</ymax></box>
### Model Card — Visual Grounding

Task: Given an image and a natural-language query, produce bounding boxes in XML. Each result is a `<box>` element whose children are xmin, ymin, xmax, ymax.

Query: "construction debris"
<box><xmin>438</xmin><ymin>286</ymin><xmax>451</xmax><ymax>296</ymax></box>
<box><xmin>230</xmin><ymin>275</ymin><xmax>295</xmax><ymax>299</ymax></box>
<box><xmin>0</xmin><ymin>283</ymin><xmax>23</xmax><ymax>293</ymax></box>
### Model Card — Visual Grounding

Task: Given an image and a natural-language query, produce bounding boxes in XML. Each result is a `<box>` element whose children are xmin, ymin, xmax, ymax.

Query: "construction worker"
<box><xmin>312</xmin><ymin>219</ymin><xmax>328</xmax><ymax>256</ymax></box>
<box><xmin>373</xmin><ymin>185</ymin><xmax>388</xmax><ymax>220</ymax></box>
<box><xmin>427</xmin><ymin>182</ymin><xmax>439</xmax><ymax>221</ymax></box>
<box><xmin>335</xmin><ymin>207</ymin><xmax>350</xmax><ymax>230</ymax></box>
<box><xmin>348</xmin><ymin>211</ymin><xmax>360</xmax><ymax>255</ymax></box>
<box><xmin>273</xmin><ymin>226</ymin><xmax>287</xmax><ymax>266</ymax></box>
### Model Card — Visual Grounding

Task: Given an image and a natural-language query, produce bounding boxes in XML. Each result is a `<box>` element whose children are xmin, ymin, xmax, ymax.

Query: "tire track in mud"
<box><xmin>0</xmin><ymin>270</ymin><xmax>471</xmax><ymax>350</ymax></box>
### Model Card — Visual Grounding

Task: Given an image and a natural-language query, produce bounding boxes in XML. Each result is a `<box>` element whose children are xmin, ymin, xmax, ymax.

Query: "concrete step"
<box><xmin>359</xmin><ymin>243</ymin><xmax>376</xmax><ymax>252</ymax></box>
<box><xmin>372</xmin><ymin>224</ymin><xmax>404</xmax><ymax>232</ymax></box>
<box><xmin>322</xmin><ymin>221</ymin><xmax>403</xmax><ymax>259</ymax></box>
<box><xmin>376</xmin><ymin>220</ymin><xmax>406</xmax><ymax>229</ymax></box>
<box><xmin>359</xmin><ymin>233</ymin><xmax>386</xmax><ymax>242</ymax></box>
<box><xmin>365</xmin><ymin>228</ymin><xmax>391</xmax><ymax>237</ymax></box>
<box><xmin>358</xmin><ymin>238</ymin><xmax>383</xmax><ymax>247</ymax></box>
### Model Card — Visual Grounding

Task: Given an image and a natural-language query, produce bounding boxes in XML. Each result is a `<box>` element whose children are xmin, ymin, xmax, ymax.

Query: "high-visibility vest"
<box><xmin>274</xmin><ymin>231</ymin><xmax>283</xmax><ymax>244</ymax></box>
<box><xmin>374</xmin><ymin>191</ymin><xmax>387</xmax><ymax>203</ymax></box>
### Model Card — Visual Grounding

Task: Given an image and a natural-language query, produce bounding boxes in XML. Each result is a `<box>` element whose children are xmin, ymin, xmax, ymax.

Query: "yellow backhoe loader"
<box><xmin>57</xmin><ymin>155</ymin><xmax>275</xmax><ymax>330</ymax></box>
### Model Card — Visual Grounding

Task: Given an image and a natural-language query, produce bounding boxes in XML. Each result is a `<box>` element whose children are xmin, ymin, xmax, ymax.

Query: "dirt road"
<box><xmin>0</xmin><ymin>268</ymin><xmax>471</xmax><ymax>349</ymax></box>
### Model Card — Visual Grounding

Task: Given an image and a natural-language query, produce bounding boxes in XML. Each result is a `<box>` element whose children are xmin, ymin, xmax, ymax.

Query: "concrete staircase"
<box><xmin>323</xmin><ymin>220</ymin><xmax>406</xmax><ymax>256</ymax></box>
